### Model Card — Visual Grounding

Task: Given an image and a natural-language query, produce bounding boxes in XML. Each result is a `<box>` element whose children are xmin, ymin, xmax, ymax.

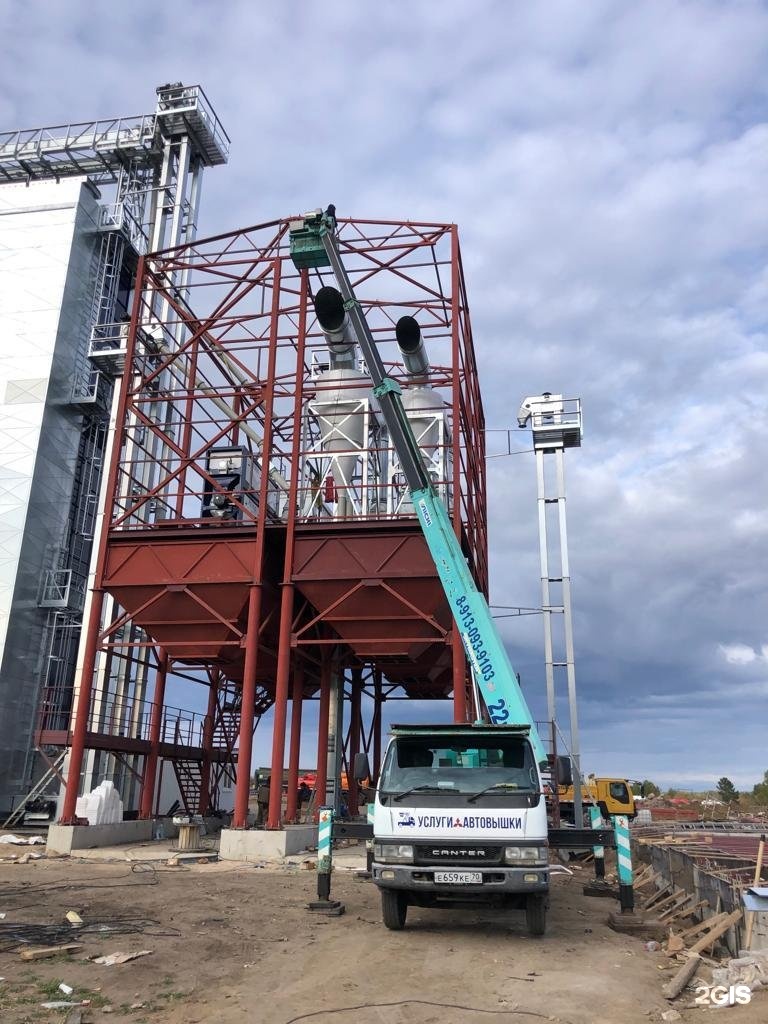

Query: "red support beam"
<box><xmin>267</xmin><ymin>582</ymin><xmax>294</xmax><ymax>828</ymax></box>
<box><xmin>60</xmin><ymin>590</ymin><xmax>106</xmax><ymax>822</ymax></box>
<box><xmin>60</xmin><ymin>277</ymin><xmax>145</xmax><ymax>824</ymax></box>
<box><xmin>267</xmin><ymin>266</ymin><xmax>307</xmax><ymax>829</ymax></box>
<box><xmin>348</xmin><ymin>669</ymin><xmax>362</xmax><ymax>816</ymax></box>
<box><xmin>450</xmin><ymin>223</ymin><xmax>469</xmax><ymax>724</ymax></box>
<box><xmin>138</xmin><ymin>648</ymin><xmax>168</xmax><ymax>819</ymax></box>
<box><xmin>284</xmin><ymin>668</ymin><xmax>304</xmax><ymax>823</ymax></box>
<box><xmin>233</xmin><ymin>584</ymin><xmax>263</xmax><ymax>828</ymax></box>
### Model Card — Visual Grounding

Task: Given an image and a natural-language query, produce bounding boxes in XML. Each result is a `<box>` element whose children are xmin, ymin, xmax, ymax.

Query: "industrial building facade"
<box><xmin>0</xmin><ymin>179</ymin><xmax>129</xmax><ymax>812</ymax></box>
<box><xmin>0</xmin><ymin>84</ymin><xmax>230</xmax><ymax>819</ymax></box>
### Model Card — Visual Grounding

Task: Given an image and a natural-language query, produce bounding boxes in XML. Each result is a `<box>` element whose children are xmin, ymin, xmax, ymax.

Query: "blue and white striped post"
<box><xmin>612</xmin><ymin>814</ymin><xmax>634</xmax><ymax>912</ymax></box>
<box><xmin>589</xmin><ymin>805</ymin><xmax>606</xmax><ymax>880</ymax></box>
<box><xmin>308</xmin><ymin>806</ymin><xmax>345</xmax><ymax>914</ymax></box>
<box><xmin>316</xmin><ymin>806</ymin><xmax>333</xmax><ymax>900</ymax></box>
<box><xmin>309</xmin><ymin>805</ymin><xmax>344</xmax><ymax>914</ymax></box>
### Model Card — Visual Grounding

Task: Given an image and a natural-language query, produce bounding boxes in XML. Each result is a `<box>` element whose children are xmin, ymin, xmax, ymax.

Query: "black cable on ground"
<box><xmin>0</xmin><ymin>862</ymin><xmax>158</xmax><ymax>900</ymax></box>
<box><xmin>0</xmin><ymin>915</ymin><xmax>180</xmax><ymax>953</ymax></box>
<box><xmin>283</xmin><ymin>1001</ymin><xmax>575</xmax><ymax>1024</ymax></box>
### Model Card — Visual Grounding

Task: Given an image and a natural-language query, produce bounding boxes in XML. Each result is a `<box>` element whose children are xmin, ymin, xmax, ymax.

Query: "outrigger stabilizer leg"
<box><xmin>308</xmin><ymin>807</ymin><xmax>345</xmax><ymax>916</ymax></box>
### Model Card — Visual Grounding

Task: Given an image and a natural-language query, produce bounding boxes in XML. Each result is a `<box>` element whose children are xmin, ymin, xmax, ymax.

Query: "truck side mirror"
<box><xmin>555</xmin><ymin>755</ymin><xmax>572</xmax><ymax>788</ymax></box>
<box><xmin>353</xmin><ymin>752</ymin><xmax>371</xmax><ymax>783</ymax></box>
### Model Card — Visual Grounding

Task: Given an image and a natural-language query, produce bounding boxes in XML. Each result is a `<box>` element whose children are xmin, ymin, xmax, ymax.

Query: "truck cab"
<box><xmin>370</xmin><ymin>723</ymin><xmax>550</xmax><ymax>935</ymax></box>
<box><xmin>558</xmin><ymin>775</ymin><xmax>635</xmax><ymax>823</ymax></box>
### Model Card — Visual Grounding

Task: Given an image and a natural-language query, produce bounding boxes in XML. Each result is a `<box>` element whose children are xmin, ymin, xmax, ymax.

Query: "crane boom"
<box><xmin>289</xmin><ymin>210</ymin><xmax>547</xmax><ymax>765</ymax></box>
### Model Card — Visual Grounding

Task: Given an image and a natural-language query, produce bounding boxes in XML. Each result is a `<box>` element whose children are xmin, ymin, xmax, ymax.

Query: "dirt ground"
<box><xmin>0</xmin><ymin>852</ymin><xmax>764</xmax><ymax>1024</ymax></box>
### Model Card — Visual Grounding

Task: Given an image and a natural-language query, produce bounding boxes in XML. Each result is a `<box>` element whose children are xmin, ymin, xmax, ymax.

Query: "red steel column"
<box><xmin>235</xmin><ymin>257</ymin><xmax>284</xmax><ymax>829</ymax></box>
<box><xmin>450</xmin><ymin>225</ymin><xmax>469</xmax><ymax>723</ymax></box>
<box><xmin>60</xmin><ymin>269</ymin><xmax>146</xmax><ymax>824</ymax></box>
<box><xmin>314</xmin><ymin>653</ymin><xmax>331</xmax><ymax>814</ymax></box>
<box><xmin>139</xmin><ymin>648</ymin><xmax>168</xmax><ymax>819</ymax></box>
<box><xmin>348</xmin><ymin>669</ymin><xmax>362</xmax><ymax>816</ymax></box>
<box><xmin>267</xmin><ymin>584</ymin><xmax>295</xmax><ymax>828</ymax></box>
<box><xmin>197</xmin><ymin>678</ymin><xmax>218</xmax><ymax>815</ymax></box>
<box><xmin>233</xmin><ymin>584</ymin><xmax>263</xmax><ymax>828</ymax></box>
<box><xmin>60</xmin><ymin>591</ymin><xmax>106</xmax><ymax>822</ymax></box>
<box><xmin>284</xmin><ymin>668</ymin><xmax>304</xmax><ymax>823</ymax></box>
<box><xmin>267</xmin><ymin>264</ymin><xmax>307</xmax><ymax>830</ymax></box>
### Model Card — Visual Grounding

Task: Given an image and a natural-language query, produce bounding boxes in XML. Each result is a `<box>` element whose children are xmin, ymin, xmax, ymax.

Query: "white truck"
<box><xmin>367</xmin><ymin>723</ymin><xmax>556</xmax><ymax>935</ymax></box>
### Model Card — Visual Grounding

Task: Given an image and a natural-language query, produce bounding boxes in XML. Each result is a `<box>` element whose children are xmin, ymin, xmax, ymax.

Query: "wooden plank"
<box><xmin>648</xmin><ymin>888</ymin><xmax>686</xmax><ymax>915</ymax></box>
<box><xmin>636</xmin><ymin>869</ymin><xmax>661</xmax><ymax>891</ymax></box>
<box><xmin>663</xmin><ymin>899</ymin><xmax>707</xmax><ymax>925</ymax></box>
<box><xmin>675</xmin><ymin>911</ymin><xmax>727</xmax><ymax>941</ymax></box>
<box><xmin>659</xmin><ymin>894</ymin><xmax>695</xmax><ymax>922</ymax></box>
<box><xmin>662</xmin><ymin>954</ymin><xmax>701</xmax><ymax>1000</ymax></box>
<box><xmin>688</xmin><ymin>908</ymin><xmax>742</xmax><ymax>956</ymax></box>
<box><xmin>642</xmin><ymin>883</ymin><xmax>673</xmax><ymax>910</ymax></box>
<box><xmin>19</xmin><ymin>943</ymin><xmax>83</xmax><ymax>961</ymax></box>
<box><xmin>633</xmin><ymin>865</ymin><xmax>654</xmax><ymax>887</ymax></box>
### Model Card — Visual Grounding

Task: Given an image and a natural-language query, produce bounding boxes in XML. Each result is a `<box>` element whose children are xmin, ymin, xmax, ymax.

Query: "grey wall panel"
<box><xmin>0</xmin><ymin>179</ymin><xmax>103</xmax><ymax>809</ymax></box>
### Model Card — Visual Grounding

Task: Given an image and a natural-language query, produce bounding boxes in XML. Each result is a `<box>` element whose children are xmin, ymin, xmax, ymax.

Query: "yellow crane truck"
<box><xmin>558</xmin><ymin>776</ymin><xmax>636</xmax><ymax>823</ymax></box>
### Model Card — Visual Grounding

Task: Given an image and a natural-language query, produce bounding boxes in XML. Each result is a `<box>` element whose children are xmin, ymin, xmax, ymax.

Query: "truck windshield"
<box><xmin>379</xmin><ymin>735</ymin><xmax>536</xmax><ymax>797</ymax></box>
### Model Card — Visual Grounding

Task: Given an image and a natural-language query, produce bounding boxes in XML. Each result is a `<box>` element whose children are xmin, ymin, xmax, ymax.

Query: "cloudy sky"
<box><xmin>2</xmin><ymin>1</ymin><xmax>766</xmax><ymax>790</ymax></box>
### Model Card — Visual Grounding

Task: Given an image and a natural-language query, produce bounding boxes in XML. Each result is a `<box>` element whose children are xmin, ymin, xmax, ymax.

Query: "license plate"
<box><xmin>434</xmin><ymin>871</ymin><xmax>482</xmax><ymax>884</ymax></box>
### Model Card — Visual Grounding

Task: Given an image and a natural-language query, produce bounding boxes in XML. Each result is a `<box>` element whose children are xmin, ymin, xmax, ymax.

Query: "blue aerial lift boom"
<box><xmin>289</xmin><ymin>208</ymin><xmax>546</xmax><ymax>764</ymax></box>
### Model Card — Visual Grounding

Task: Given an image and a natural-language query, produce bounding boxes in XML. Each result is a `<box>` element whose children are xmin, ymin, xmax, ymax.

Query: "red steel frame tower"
<box><xmin>59</xmin><ymin>216</ymin><xmax>488</xmax><ymax>830</ymax></box>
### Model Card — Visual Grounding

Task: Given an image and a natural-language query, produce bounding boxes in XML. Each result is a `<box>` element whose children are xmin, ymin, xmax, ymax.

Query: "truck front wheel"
<box><xmin>525</xmin><ymin>894</ymin><xmax>547</xmax><ymax>936</ymax></box>
<box><xmin>381</xmin><ymin>889</ymin><xmax>408</xmax><ymax>930</ymax></box>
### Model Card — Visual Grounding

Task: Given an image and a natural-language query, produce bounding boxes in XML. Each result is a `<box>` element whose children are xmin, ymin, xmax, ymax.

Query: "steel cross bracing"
<box><xmin>58</xmin><ymin>212</ymin><xmax>489</xmax><ymax>828</ymax></box>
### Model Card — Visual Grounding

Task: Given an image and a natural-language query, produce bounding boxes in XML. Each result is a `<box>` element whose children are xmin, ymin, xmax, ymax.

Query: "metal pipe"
<box><xmin>138</xmin><ymin>648</ymin><xmax>168</xmax><ymax>819</ymax></box>
<box><xmin>395</xmin><ymin>315</ymin><xmax>430</xmax><ymax>377</ymax></box>
<box><xmin>285</xmin><ymin>669</ymin><xmax>304</xmax><ymax>823</ymax></box>
<box><xmin>314</xmin><ymin>654</ymin><xmax>331</xmax><ymax>816</ymax></box>
<box><xmin>313</xmin><ymin>286</ymin><xmax>356</xmax><ymax>368</ymax></box>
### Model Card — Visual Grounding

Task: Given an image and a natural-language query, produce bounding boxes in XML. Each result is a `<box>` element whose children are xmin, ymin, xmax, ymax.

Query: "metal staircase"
<box><xmin>171</xmin><ymin>759</ymin><xmax>204</xmax><ymax>817</ymax></box>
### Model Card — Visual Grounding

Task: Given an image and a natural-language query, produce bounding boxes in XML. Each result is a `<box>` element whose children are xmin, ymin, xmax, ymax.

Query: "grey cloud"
<box><xmin>1</xmin><ymin>0</ymin><xmax>766</xmax><ymax>789</ymax></box>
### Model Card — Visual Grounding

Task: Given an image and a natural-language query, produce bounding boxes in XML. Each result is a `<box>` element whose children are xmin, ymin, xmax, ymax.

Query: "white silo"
<box><xmin>311</xmin><ymin>287</ymin><xmax>368</xmax><ymax>517</ymax></box>
<box><xmin>309</xmin><ymin>368</ymin><xmax>368</xmax><ymax>518</ymax></box>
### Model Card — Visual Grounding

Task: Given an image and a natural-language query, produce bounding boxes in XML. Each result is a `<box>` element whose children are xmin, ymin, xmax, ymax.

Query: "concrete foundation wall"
<box><xmin>219</xmin><ymin>825</ymin><xmax>316</xmax><ymax>863</ymax></box>
<box><xmin>47</xmin><ymin>819</ymin><xmax>153</xmax><ymax>855</ymax></box>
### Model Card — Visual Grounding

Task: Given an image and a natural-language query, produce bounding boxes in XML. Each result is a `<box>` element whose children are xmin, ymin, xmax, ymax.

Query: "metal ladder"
<box><xmin>2</xmin><ymin>751</ymin><xmax>68</xmax><ymax>829</ymax></box>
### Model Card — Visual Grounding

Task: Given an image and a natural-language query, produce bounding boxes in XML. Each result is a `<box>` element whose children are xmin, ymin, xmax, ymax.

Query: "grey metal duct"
<box><xmin>313</xmin><ymin>286</ymin><xmax>356</xmax><ymax>368</ymax></box>
<box><xmin>395</xmin><ymin>315</ymin><xmax>430</xmax><ymax>377</ymax></box>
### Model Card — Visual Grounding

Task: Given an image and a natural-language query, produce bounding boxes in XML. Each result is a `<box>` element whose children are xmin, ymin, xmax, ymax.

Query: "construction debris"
<box><xmin>0</xmin><ymin>834</ymin><xmax>44</xmax><ymax>845</ymax></box>
<box><xmin>18</xmin><ymin>943</ymin><xmax>83</xmax><ymax>961</ymax></box>
<box><xmin>662</xmin><ymin>956</ymin><xmax>701</xmax><ymax>1001</ymax></box>
<box><xmin>92</xmin><ymin>949</ymin><xmax>153</xmax><ymax>966</ymax></box>
<box><xmin>662</xmin><ymin>909</ymin><xmax>743</xmax><ymax>1000</ymax></box>
<box><xmin>711</xmin><ymin>949</ymin><xmax>768</xmax><ymax>991</ymax></box>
